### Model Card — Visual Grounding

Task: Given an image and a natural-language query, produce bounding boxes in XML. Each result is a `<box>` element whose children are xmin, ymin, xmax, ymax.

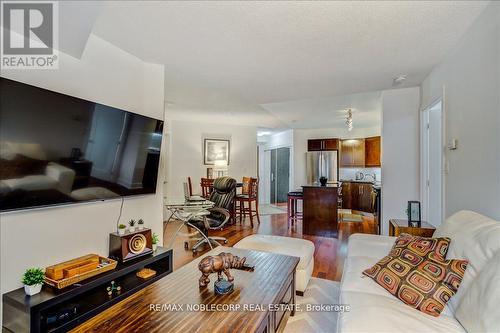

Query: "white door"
<box><xmin>423</xmin><ymin>101</ymin><xmax>443</xmax><ymax>226</ymax></box>
<box><xmin>259</xmin><ymin>148</ymin><xmax>271</xmax><ymax>205</ymax></box>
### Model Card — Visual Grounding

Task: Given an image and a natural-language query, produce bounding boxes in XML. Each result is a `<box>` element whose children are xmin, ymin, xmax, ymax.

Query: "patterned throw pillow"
<box><xmin>389</xmin><ymin>233</ymin><xmax>451</xmax><ymax>261</ymax></box>
<box><xmin>363</xmin><ymin>234</ymin><xmax>468</xmax><ymax>317</ymax></box>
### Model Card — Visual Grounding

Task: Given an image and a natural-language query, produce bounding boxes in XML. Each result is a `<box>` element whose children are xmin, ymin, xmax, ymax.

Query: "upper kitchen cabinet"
<box><xmin>340</xmin><ymin>136</ymin><xmax>381</xmax><ymax>167</ymax></box>
<box><xmin>307</xmin><ymin>139</ymin><xmax>323</xmax><ymax>151</ymax></box>
<box><xmin>340</xmin><ymin>139</ymin><xmax>365</xmax><ymax>167</ymax></box>
<box><xmin>365</xmin><ymin>136</ymin><xmax>381</xmax><ymax>167</ymax></box>
<box><xmin>323</xmin><ymin>138</ymin><xmax>339</xmax><ymax>150</ymax></box>
<box><xmin>307</xmin><ymin>138</ymin><xmax>339</xmax><ymax>151</ymax></box>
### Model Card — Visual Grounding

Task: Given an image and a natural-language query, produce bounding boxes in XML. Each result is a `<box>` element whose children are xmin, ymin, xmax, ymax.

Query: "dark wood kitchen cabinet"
<box><xmin>365</xmin><ymin>136</ymin><xmax>381</xmax><ymax>167</ymax></box>
<box><xmin>307</xmin><ymin>138</ymin><xmax>339</xmax><ymax>151</ymax></box>
<box><xmin>341</xmin><ymin>182</ymin><xmax>374</xmax><ymax>213</ymax></box>
<box><xmin>340</xmin><ymin>136</ymin><xmax>381</xmax><ymax>167</ymax></box>
<box><xmin>323</xmin><ymin>138</ymin><xmax>339</xmax><ymax>150</ymax></box>
<box><xmin>307</xmin><ymin>139</ymin><xmax>323</xmax><ymax>151</ymax></box>
<box><xmin>341</xmin><ymin>182</ymin><xmax>353</xmax><ymax>209</ymax></box>
<box><xmin>358</xmin><ymin>183</ymin><xmax>374</xmax><ymax>212</ymax></box>
<box><xmin>340</xmin><ymin>139</ymin><xmax>365</xmax><ymax>167</ymax></box>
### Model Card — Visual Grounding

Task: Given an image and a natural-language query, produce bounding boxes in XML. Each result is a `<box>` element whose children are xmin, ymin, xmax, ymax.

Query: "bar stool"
<box><xmin>235</xmin><ymin>177</ymin><xmax>260</xmax><ymax>227</ymax></box>
<box><xmin>287</xmin><ymin>190</ymin><xmax>303</xmax><ymax>227</ymax></box>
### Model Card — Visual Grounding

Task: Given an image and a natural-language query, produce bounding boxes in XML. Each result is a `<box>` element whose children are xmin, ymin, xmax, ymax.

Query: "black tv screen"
<box><xmin>0</xmin><ymin>77</ymin><xmax>163</xmax><ymax>212</ymax></box>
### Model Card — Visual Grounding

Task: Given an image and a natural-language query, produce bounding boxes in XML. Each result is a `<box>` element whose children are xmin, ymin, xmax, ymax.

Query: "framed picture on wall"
<box><xmin>204</xmin><ymin>139</ymin><xmax>230</xmax><ymax>165</ymax></box>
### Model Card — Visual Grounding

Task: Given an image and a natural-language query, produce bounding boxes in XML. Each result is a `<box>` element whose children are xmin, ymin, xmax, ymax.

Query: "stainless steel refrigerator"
<box><xmin>306</xmin><ymin>151</ymin><xmax>338</xmax><ymax>184</ymax></box>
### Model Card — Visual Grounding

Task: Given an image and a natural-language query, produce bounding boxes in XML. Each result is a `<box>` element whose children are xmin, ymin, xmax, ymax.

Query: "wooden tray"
<box><xmin>46</xmin><ymin>254</ymin><xmax>100</xmax><ymax>280</ymax></box>
<box><xmin>45</xmin><ymin>254</ymin><xmax>117</xmax><ymax>289</ymax></box>
<box><xmin>136</xmin><ymin>268</ymin><xmax>156</xmax><ymax>280</ymax></box>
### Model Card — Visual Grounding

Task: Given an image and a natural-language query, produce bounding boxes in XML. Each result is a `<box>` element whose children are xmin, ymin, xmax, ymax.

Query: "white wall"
<box><xmin>0</xmin><ymin>34</ymin><xmax>165</xmax><ymax>293</ymax></box>
<box><xmin>263</xmin><ymin>130</ymin><xmax>294</xmax><ymax>150</ymax></box>
<box><xmin>293</xmin><ymin>126</ymin><xmax>380</xmax><ymax>188</ymax></box>
<box><xmin>421</xmin><ymin>2</ymin><xmax>500</xmax><ymax>220</ymax></box>
<box><xmin>166</xmin><ymin>120</ymin><xmax>257</xmax><ymax>201</ymax></box>
<box><xmin>381</xmin><ymin>87</ymin><xmax>421</xmax><ymax>234</ymax></box>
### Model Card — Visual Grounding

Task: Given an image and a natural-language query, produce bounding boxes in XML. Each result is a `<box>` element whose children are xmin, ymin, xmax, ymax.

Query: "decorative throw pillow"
<box><xmin>363</xmin><ymin>234</ymin><xmax>468</xmax><ymax>317</ymax></box>
<box><xmin>389</xmin><ymin>233</ymin><xmax>451</xmax><ymax>261</ymax></box>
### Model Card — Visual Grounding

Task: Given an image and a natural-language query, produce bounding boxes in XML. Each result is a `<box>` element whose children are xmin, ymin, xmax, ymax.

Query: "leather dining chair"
<box><xmin>188</xmin><ymin>177</ymin><xmax>236</xmax><ymax>251</ymax></box>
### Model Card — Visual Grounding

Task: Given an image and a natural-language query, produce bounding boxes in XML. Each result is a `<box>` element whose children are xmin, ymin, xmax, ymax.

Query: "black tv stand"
<box><xmin>2</xmin><ymin>247</ymin><xmax>172</xmax><ymax>333</ymax></box>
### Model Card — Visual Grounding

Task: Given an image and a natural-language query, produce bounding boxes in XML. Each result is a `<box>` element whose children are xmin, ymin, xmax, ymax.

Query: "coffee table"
<box><xmin>71</xmin><ymin>247</ymin><xmax>299</xmax><ymax>333</ymax></box>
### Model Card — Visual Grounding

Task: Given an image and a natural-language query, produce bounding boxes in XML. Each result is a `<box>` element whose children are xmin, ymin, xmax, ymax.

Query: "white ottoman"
<box><xmin>233</xmin><ymin>234</ymin><xmax>315</xmax><ymax>295</ymax></box>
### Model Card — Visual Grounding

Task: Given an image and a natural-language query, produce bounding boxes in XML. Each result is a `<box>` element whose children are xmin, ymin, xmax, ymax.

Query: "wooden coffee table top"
<box><xmin>71</xmin><ymin>246</ymin><xmax>299</xmax><ymax>333</ymax></box>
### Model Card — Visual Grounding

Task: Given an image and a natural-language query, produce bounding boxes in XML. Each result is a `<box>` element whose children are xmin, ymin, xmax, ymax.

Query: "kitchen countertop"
<box><xmin>302</xmin><ymin>183</ymin><xmax>339</xmax><ymax>188</ymax></box>
<box><xmin>340</xmin><ymin>179</ymin><xmax>376</xmax><ymax>183</ymax></box>
<box><xmin>340</xmin><ymin>179</ymin><xmax>381</xmax><ymax>187</ymax></box>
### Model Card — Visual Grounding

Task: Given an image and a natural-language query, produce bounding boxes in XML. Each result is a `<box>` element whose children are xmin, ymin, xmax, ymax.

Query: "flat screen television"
<box><xmin>0</xmin><ymin>77</ymin><xmax>163</xmax><ymax>212</ymax></box>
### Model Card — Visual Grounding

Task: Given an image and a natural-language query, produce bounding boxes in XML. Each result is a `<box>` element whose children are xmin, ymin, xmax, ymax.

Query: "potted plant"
<box><xmin>152</xmin><ymin>233</ymin><xmax>159</xmax><ymax>252</ymax></box>
<box><xmin>118</xmin><ymin>224</ymin><xmax>127</xmax><ymax>235</ymax></box>
<box><xmin>137</xmin><ymin>219</ymin><xmax>145</xmax><ymax>230</ymax></box>
<box><xmin>128</xmin><ymin>219</ymin><xmax>136</xmax><ymax>232</ymax></box>
<box><xmin>22</xmin><ymin>268</ymin><xmax>45</xmax><ymax>296</ymax></box>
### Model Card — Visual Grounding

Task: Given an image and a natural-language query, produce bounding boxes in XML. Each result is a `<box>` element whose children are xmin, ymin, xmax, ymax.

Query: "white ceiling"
<box><xmin>262</xmin><ymin>91</ymin><xmax>382</xmax><ymax>129</ymax></box>
<box><xmin>58</xmin><ymin>1</ymin><xmax>103</xmax><ymax>58</ymax></box>
<box><xmin>71</xmin><ymin>1</ymin><xmax>489</xmax><ymax>128</ymax></box>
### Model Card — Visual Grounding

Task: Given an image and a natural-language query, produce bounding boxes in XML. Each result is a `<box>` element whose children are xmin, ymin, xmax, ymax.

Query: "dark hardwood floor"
<box><xmin>163</xmin><ymin>209</ymin><xmax>376</xmax><ymax>281</ymax></box>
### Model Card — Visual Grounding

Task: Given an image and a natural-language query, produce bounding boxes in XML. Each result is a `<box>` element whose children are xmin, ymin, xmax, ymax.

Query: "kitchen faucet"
<box><xmin>364</xmin><ymin>173</ymin><xmax>377</xmax><ymax>182</ymax></box>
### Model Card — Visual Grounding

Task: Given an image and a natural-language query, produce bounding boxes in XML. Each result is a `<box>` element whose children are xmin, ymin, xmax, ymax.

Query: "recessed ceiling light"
<box><xmin>393</xmin><ymin>75</ymin><xmax>407</xmax><ymax>86</ymax></box>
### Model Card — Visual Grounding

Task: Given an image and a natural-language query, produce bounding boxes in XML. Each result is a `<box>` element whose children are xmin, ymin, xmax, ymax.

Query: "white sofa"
<box><xmin>338</xmin><ymin>210</ymin><xmax>500</xmax><ymax>333</ymax></box>
<box><xmin>234</xmin><ymin>234</ymin><xmax>315</xmax><ymax>294</ymax></box>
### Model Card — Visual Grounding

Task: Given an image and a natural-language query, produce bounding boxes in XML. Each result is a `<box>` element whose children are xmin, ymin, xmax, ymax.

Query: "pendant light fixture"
<box><xmin>346</xmin><ymin>108</ymin><xmax>353</xmax><ymax>131</ymax></box>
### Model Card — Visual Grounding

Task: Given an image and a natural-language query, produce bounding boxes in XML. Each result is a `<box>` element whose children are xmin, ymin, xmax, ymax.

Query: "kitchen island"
<box><xmin>302</xmin><ymin>184</ymin><xmax>339</xmax><ymax>238</ymax></box>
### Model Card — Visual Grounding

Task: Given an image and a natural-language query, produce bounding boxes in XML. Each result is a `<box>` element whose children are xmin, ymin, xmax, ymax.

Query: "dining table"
<box><xmin>164</xmin><ymin>199</ymin><xmax>215</xmax><ymax>250</ymax></box>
